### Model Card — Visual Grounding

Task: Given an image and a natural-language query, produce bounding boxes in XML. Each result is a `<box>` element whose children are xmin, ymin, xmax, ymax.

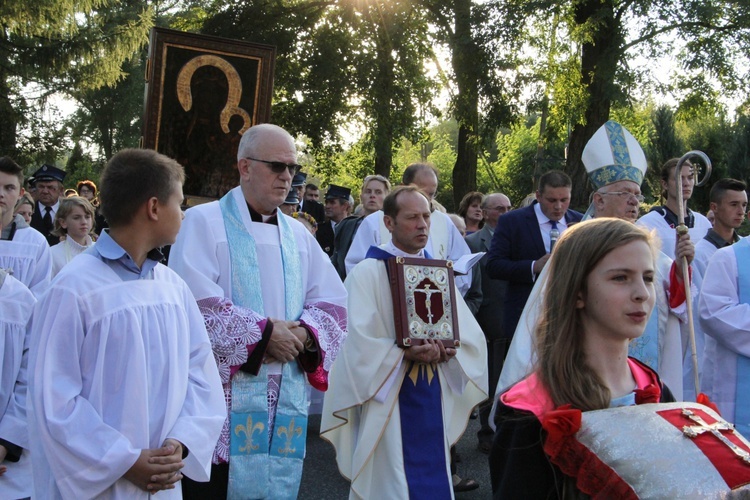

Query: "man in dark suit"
<box><xmin>316</xmin><ymin>184</ymin><xmax>351</xmax><ymax>256</ymax></box>
<box><xmin>486</xmin><ymin>170</ymin><xmax>583</xmax><ymax>340</ymax></box>
<box><xmin>465</xmin><ymin>192</ymin><xmax>512</xmax><ymax>453</ymax></box>
<box><xmin>29</xmin><ymin>164</ymin><xmax>65</xmax><ymax>246</ymax></box>
<box><xmin>296</xmin><ymin>173</ymin><xmax>325</xmax><ymax>224</ymax></box>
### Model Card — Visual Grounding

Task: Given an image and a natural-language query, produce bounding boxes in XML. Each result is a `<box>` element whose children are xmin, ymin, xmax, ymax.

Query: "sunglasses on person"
<box><xmin>244</xmin><ymin>157</ymin><xmax>302</xmax><ymax>176</ymax></box>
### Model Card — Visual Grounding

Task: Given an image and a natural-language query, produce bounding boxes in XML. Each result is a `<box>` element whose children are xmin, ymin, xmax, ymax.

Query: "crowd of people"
<box><xmin>1</xmin><ymin>119</ymin><xmax>750</xmax><ymax>498</ymax></box>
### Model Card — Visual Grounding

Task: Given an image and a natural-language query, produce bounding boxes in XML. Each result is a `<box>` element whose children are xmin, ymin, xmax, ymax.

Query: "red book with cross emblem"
<box><xmin>386</xmin><ymin>256</ymin><xmax>460</xmax><ymax>349</ymax></box>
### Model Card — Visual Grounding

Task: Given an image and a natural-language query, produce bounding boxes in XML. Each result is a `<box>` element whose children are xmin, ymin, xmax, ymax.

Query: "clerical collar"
<box><xmin>382</xmin><ymin>240</ymin><xmax>426</xmax><ymax>259</ymax></box>
<box><xmin>246</xmin><ymin>202</ymin><xmax>278</xmax><ymax>225</ymax></box>
<box><xmin>649</xmin><ymin>205</ymin><xmax>695</xmax><ymax>229</ymax></box>
<box><xmin>703</xmin><ymin>228</ymin><xmax>740</xmax><ymax>249</ymax></box>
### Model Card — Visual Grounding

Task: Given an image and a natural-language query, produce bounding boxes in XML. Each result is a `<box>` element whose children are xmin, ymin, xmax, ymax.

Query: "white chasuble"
<box><xmin>321</xmin><ymin>256</ymin><xmax>487</xmax><ymax>499</ymax></box>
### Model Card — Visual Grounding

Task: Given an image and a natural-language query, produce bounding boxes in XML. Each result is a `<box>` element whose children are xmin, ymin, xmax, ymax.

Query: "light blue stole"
<box><xmin>628</xmin><ymin>301</ymin><xmax>660</xmax><ymax>373</ymax></box>
<box><xmin>733</xmin><ymin>238</ymin><xmax>750</xmax><ymax>437</ymax></box>
<box><xmin>220</xmin><ymin>190</ymin><xmax>308</xmax><ymax>500</ymax></box>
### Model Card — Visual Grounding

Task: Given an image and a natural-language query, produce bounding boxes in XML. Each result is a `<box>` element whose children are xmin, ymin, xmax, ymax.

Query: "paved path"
<box><xmin>299</xmin><ymin>413</ymin><xmax>492</xmax><ymax>499</ymax></box>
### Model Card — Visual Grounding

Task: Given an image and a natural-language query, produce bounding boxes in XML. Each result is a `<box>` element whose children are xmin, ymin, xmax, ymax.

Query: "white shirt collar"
<box><xmin>381</xmin><ymin>240</ymin><xmax>426</xmax><ymax>259</ymax></box>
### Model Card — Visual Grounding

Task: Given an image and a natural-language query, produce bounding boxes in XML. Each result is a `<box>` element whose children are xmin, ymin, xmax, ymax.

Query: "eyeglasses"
<box><xmin>244</xmin><ymin>157</ymin><xmax>301</xmax><ymax>176</ymax></box>
<box><xmin>599</xmin><ymin>191</ymin><xmax>645</xmax><ymax>203</ymax></box>
<box><xmin>486</xmin><ymin>205</ymin><xmax>512</xmax><ymax>213</ymax></box>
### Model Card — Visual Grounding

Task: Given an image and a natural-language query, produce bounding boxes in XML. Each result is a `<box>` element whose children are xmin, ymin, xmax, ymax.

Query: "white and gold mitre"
<box><xmin>582</xmin><ymin>121</ymin><xmax>647</xmax><ymax>189</ymax></box>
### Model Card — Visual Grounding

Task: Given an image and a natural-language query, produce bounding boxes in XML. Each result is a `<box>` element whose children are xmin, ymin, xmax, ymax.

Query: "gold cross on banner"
<box><xmin>681</xmin><ymin>409</ymin><xmax>750</xmax><ymax>464</ymax></box>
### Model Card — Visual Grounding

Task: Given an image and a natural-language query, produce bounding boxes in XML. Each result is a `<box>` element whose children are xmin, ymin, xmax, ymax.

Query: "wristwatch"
<box><xmin>304</xmin><ymin>332</ymin><xmax>316</xmax><ymax>351</ymax></box>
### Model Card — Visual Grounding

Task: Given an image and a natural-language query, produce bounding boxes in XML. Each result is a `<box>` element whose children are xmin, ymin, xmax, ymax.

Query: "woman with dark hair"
<box><xmin>76</xmin><ymin>180</ymin><xmax>98</xmax><ymax>204</ymax></box>
<box><xmin>457</xmin><ymin>191</ymin><xmax>484</xmax><ymax>235</ymax></box>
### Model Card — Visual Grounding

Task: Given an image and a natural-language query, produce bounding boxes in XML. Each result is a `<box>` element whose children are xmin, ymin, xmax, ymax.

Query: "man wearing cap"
<box><xmin>279</xmin><ymin>189</ymin><xmax>300</xmax><ymax>216</ymax></box>
<box><xmin>169</xmin><ymin>124</ymin><xmax>347</xmax><ymax>498</ymax></box>
<box><xmin>0</xmin><ymin>157</ymin><xmax>52</xmax><ymax>296</ymax></box>
<box><xmin>295</xmin><ymin>174</ymin><xmax>325</xmax><ymax>224</ymax></box>
<box><xmin>29</xmin><ymin>164</ymin><xmax>65</xmax><ymax>246</ymax></box>
<box><xmin>317</xmin><ymin>185</ymin><xmax>351</xmax><ymax>257</ymax></box>
<box><xmin>495</xmin><ymin>121</ymin><xmax>692</xmax><ymax>402</ymax></box>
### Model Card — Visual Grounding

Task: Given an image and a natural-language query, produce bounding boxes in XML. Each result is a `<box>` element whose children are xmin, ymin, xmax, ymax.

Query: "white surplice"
<box><xmin>636</xmin><ymin>209</ymin><xmax>712</xmax><ymax>260</ymax></box>
<box><xmin>28</xmin><ymin>254</ymin><xmax>225</xmax><ymax>499</ymax></box>
<box><xmin>343</xmin><ymin>210</ymin><xmax>472</xmax><ymax>296</ymax></box>
<box><xmin>49</xmin><ymin>235</ymin><xmax>94</xmax><ymax>277</ymax></box>
<box><xmin>321</xmin><ymin>246</ymin><xmax>487</xmax><ymax>500</ymax></box>
<box><xmin>699</xmin><ymin>238</ymin><xmax>750</xmax><ymax>424</ymax></box>
<box><xmin>0</xmin><ymin>271</ymin><xmax>35</xmax><ymax>499</ymax></box>
<box><xmin>168</xmin><ymin>186</ymin><xmax>348</xmax><ymax>466</ymax></box>
<box><xmin>0</xmin><ymin>222</ymin><xmax>51</xmax><ymax>297</ymax></box>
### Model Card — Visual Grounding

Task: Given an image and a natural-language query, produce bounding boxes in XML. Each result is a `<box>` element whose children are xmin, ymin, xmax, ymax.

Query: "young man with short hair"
<box><xmin>0</xmin><ymin>156</ymin><xmax>51</xmax><ymax>296</ymax></box>
<box><xmin>694</xmin><ymin>178</ymin><xmax>747</xmax><ymax>278</ymax></box>
<box><xmin>486</xmin><ymin>170</ymin><xmax>583</xmax><ymax>338</ymax></box>
<box><xmin>28</xmin><ymin>149</ymin><xmax>225</xmax><ymax>498</ymax></box>
<box><xmin>637</xmin><ymin>158</ymin><xmax>713</xmax><ymax>260</ymax></box>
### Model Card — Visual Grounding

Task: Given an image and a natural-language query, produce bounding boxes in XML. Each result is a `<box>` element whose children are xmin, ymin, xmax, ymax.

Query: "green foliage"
<box><xmin>1</xmin><ymin>0</ymin><xmax>153</xmax><ymax>157</ymax></box>
<box><xmin>64</xmin><ymin>143</ymin><xmax>102</xmax><ymax>189</ymax></box>
<box><xmin>67</xmin><ymin>55</ymin><xmax>145</xmax><ymax>160</ymax></box>
<box><xmin>726</xmin><ymin>115</ymin><xmax>750</xmax><ymax>184</ymax></box>
<box><xmin>489</xmin><ymin>121</ymin><xmax>540</xmax><ymax>206</ymax></box>
<box><xmin>2</xmin><ymin>0</ymin><xmax>152</xmax><ymax>90</ymax></box>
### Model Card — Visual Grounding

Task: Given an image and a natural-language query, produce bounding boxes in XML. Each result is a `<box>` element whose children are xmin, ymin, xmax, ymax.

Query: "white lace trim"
<box><xmin>300</xmin><ymin>301</ymin><xmax>348</xmax><ymax>372</ymax></box>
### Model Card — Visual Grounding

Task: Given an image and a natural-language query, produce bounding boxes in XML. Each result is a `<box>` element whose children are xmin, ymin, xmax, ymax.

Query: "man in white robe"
<box><xmin>687</xmin><ymin>178</ymin><xmax>746</xmax><ymax>401</ymax></box>
<box><xmin>28</xmin><ymin>149</ymin><xmax>225</xmax><ymax>499</ymax></box>
<box><xmin>0</xmin><ymin>156</ymin><xmax>51</xmax><ymax>296</ymax></box>
<box><xmin>0</xmin><ymin>270</ymin><xmax>35</xmax><ymax>499</ymax></box>
<box><xmin>169</xmin><ymin>124</ymin><xmax>347</xmax><ymax>499</ymax></box>
<box><xmin>699</xmin><ymin>236</ymin><xmax>750</xmax><ymax>438</ymax></box>
<box><xmin>636</xmin><ymin>157</ymin><xmax>712</xmax><ymax>260</ymax></box>
<box><xmin>496</xmin><ymin>121</ymin><xmax>691</xmax><ymax>405</ymax></box>
<box><xmin>321</xmin><ymin>186</ymin><xmax>487</xmax><ymax>499</ymax></box>
<box><xmin>344</xmin><ymin>163</ymin><xmax>472</xmax><ymax>296</ymax></box>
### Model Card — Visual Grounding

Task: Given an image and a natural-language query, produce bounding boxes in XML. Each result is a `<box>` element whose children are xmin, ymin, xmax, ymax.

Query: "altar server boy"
<box><xmin>27</xmin><ymin>149</ymin><xmax>225</xmax><ymax>499</ymax></box>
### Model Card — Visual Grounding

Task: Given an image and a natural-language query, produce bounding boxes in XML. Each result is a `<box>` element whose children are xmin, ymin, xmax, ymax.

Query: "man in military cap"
<box><xmin>317</xmin><ymin>184</ymin><xmax>351</xmax><ymax>256</ymax></box>
<box><xmin>29</xmin><ymin>164</ymin><xmax>66</xmax><ymax>246</ymax></box>
<box><xmin>294</xmin><ymin>172</ymin><xmax>325</xmax><ymax>224</ymax></box>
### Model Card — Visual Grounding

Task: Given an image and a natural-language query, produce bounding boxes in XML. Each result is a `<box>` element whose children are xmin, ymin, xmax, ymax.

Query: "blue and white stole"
<box><xmin>628</xmin><ymin>252</ymin><xmax>664</xmax><ymax>372</ymax></box>
<box><xmin>628</xmin><ymin>305</ymin><xmax>660</xmax><ymax>374</ymax></box>
<box><xmin>220</xmin><ymin>188</ymin><xmax>308</xmax><ymax>500</ymax></box>
<box><xmin>733</xmin><ymin>238</ymin><xmax>750</xmax><ymax>437</ymax></box>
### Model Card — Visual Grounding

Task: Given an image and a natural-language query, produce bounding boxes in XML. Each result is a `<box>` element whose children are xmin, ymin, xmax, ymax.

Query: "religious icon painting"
<box><xmin>142</xmin><ymin>27</ymin><xmax>276</xmax><ymax>202</ymax></box>
<box><xmin>387</xmin><ymin>256</ymin><xmax>460</xmax><ymax>349</ymax></box>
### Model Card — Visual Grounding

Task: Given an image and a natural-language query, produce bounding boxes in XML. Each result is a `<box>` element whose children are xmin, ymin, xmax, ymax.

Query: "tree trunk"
<box><xmin>371</xmin><ymin>22</ymin><xmax>396</xmax><ymax>180</ymax></box>
<box><xmin>450</xmin><ymin>0</ymin><xmax>479</xmax><ymax>207</ymax></box>
<box><xmin>0</xmin><ymin>68</ymin><xmax>19</xmax><ymax>158</ymax></box>
<box><xmin>566</xmin><ymin>0</ymin><xmax>622</xmax><ymax>209</ymax></box>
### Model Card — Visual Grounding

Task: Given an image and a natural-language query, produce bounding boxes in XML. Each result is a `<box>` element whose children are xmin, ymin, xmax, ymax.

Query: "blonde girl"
<box><xmin>49</xmin><ymin>196</ymin><xmax>96</xmax><ymax>277</ymax></box>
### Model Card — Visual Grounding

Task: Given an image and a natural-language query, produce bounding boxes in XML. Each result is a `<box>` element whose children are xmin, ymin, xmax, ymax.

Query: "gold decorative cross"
<box><xmin>681</xmin><ymin>409</ymin><xmax>750</xmax><ymax>464</ymax></box>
